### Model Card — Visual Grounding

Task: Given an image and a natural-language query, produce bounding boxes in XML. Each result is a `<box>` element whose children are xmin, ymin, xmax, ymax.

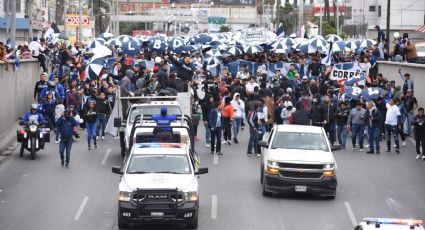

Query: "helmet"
<box><xmin>160</xmin><ymin>106</ymin><xmax>167</xmax><ymax>116</ymax></box>
<box><xmin>30</xmin><ymin>103</ymin><xmax>38</xmax><ymax>112</ymax></box>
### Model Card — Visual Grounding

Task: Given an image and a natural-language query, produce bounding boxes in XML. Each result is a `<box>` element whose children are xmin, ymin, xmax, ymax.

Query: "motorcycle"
<box><xmin>17</xmin><ymin>117</ymin><xmax>50</xmax><ymax>160</ymax></box>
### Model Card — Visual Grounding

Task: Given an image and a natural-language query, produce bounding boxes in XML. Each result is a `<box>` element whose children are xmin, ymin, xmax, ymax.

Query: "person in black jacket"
<box><xmin>413</xmin><ymin>108</ymin><xmax>425</xmax><ymax>160</ymax></box>
<box><xmin>157</xmin><ymin>62</ymin><xmax>169</xmax><ymax>89</ymax></box>
<box><xmin>34</xmin><ymin>73</ymin><xmax>48</xmax><ymax>101</ymax></box>
<box><xmin>366</xmin><ymin>101</ymin><xmax>382</xmax><ymax>154</ymax></box>
<box><xmin>172</xmin><ymin>55</ymin><xmax>195</xmax><ymax>82</ymax></box>
<box><xmin>291</xmin><ymin>101</ymin><xmax>310</xmax><ymax>125</ymax></box>
<box><xmin>84</xmin><ymin>101</ymin><xmax>97</xmax><ymax>150</ymax></box>
<box><xmin>319</xmin><ymin>95</ymin><xmax>337</xmax><ymax>145</ymax></box>
<box><xmin>335</xmin><ymin>102</ymin><xmax>349</xmax><ymax>149</ymax></box>
<box><xmin>94</xmin><ymin>92</ymin><xmax>111</xmax><ymax>140</ymax></box>
<box><xmin>201</xmin><ymin>95</ymin><xmax>214</xmax><ymax>147</ymax></box>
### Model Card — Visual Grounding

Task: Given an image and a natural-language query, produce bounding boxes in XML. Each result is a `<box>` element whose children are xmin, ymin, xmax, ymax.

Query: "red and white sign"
<box><xmin>66</xmin><ymin>14</ymin><xmax>90</xmax><ymax>26</ymax></box>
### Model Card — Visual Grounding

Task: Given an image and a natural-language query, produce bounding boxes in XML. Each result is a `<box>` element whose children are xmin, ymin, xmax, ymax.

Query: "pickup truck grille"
<box><xmin>278</xmin><ymin>163</ymin><xmax>324</xmax><ymax>169</ymax></box>
<box><xmin>131</xmin><ymin>189</ymin><xmax>184</xmax><ymax>206</ymax></box>
<box><xmin>280</xmin><ymin>171</ymin><xmax>323</xmax><ymax>179</ymax></box>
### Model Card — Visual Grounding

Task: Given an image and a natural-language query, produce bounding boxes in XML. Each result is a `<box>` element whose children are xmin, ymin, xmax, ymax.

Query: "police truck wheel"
<box><xmin>187</xmin><ymin>214</ymin><xmax>198</xmax><ymax>229</ymax></box>
<box><xmin>117</xmin><ymin>218</ymin><xmax>129</xmax><ymax>229</ymax></box>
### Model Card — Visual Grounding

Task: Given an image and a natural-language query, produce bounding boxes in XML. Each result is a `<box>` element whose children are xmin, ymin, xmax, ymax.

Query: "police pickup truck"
<box><xmin>112</xmin><ymin>143</ymin><xmax>208</xmax><ymax>229</ymax></box>
<box><xmin>355</xmin><ymin>218</ymin><xmax>424</xmax><ymax>230</ymax></box>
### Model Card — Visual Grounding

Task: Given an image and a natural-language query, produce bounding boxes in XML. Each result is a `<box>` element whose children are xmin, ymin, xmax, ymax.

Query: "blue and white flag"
<box><xmin>344</xmin><ymin>86</ymin><xmax>363</xmax><ymax>100</ymax></box>
<box><xmin>344</xmin><ymin>73</ymin><xmax>366</xmax><ymax>86</ymax></box>
<box><xmin>321</xmin><ymin>42</ymin><xmax>333</xmax><ymax>66</ymax></box>
<box><xmin>361</xmin><ymin>87</ymin><xmax>386</xmax><ymax>100</ymax></box>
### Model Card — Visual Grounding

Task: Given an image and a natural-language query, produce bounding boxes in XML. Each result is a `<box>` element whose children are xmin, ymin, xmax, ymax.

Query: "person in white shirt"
<box><xmin>385</xmin><ymin>98</ymin><xmax>402</xmax><ymax>153</ymax></box>
<box><xmin>231</xmin><ymin>93</ymin><xmax>245</xmax><ymax>143</ymax></box>
<box><xmin>245</xmin><ymin>77</ymin><xmax>259</xmax><ymax>96</ymax></box>
<box><xmin>28</xmin><ymin>37</ymin><xmax>47</xmax><ymax>72</ymax></box>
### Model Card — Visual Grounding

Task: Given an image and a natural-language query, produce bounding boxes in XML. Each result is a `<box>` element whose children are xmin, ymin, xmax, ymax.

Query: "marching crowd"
<box><xmin>2</xmin><ymin>33</ymin><xmax>425</xmax><ymax>168</ymax></box>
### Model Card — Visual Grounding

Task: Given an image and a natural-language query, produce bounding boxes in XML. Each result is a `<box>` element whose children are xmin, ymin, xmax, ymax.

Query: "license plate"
<box><xmin>151</xmin><ymin>212</ymin><xmax>164</xmax><ymax>217</ymax></box>
<box><xmin>295</xmin><ymin>185</ymin><xmax>307</xmax><ymax>192</ymax></box>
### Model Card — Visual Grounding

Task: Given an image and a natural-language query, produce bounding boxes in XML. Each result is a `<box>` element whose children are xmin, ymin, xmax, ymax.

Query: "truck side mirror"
<box><xmin>112</xmin><ymin>166</ymin><xmax>123</xmax><ymax>175</ymax></box>
<box><xmin>258</xmin><ymin>141</ymin><xmax>269</xmax><ymax>148</ymax></box>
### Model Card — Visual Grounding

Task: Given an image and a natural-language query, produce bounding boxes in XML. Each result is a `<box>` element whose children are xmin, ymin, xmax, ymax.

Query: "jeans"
<box><xmin>247</xmin><ymin>127</ymin><xmax>259</xmax><ymax>154</ymax></box>
<box><xmin>351</xmin><ymin>124</ymin><xmax>365</xmax><ymax>148</ymax></box>
<box><xmin>210</xmin><ymin>127</ymin><xmax>222</xmax><ymax>153</ymax></box>
<box><xmin>59</xmin><ymin>138</ymin><xmax>73</xmax><ymax>164</ymax></box>
<box><xmin>223</xmin><ymin>117</ymin><xmax>232</xmax><ymax>141</ymax></box>
<box><xmin>204</xmin><ymin>122</ymin><xmax>211</xmax><ymax>143</ymax></box>
<box><xmin>415</xmin><ymin>134</ymin><xmax>425</xmax><ymax>155</ymax></box>
<box><xmin>86</xmin><ymin>122</ymin><xmax>97</xmax><ymax>146</ymax></box>
<box><xmin>378</xmin><ymin>42</ymin><xmax>384</xmax><ymax>59</ymax></box>
<box><xmin>324</xmin><ymin>122</ymin><xmax>336</xmax><ymax>145</ymax></box>
<box><xmin>336</xmin><ymin>124</ymin><xmax>347</xmax><ymax>148</ymax></box>
<box><xmin>385</xmin><ymin>124</ymin><xmax>400</xmax><ymax>150</ymax></box>
<box><xmin>96</xmin><ymin>114</ymin><xmax>108</xmax><ymax>137</ymax></box>
<box><xmin>368</xmin><ymin>127</ymin><xmax>381</xmax><ymax>152</ymax></box>
<box><xmin>403</xmin><ymin>113</ymin><xmax>413</xmax><ymax>135</ymax></box>
<box><xmin>233</xmin><ymin>117</ymin><xmax>242</xmax><ymax>140</ymax></box>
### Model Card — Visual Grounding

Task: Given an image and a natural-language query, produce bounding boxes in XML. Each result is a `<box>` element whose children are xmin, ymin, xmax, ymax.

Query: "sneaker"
<box><xmin>227</xmin><ymin>140</ymin><xmax>231</xmax><ymax>145</ymax></box>
<box><xmin>376</xmin><ymin>150</ymin><xmax>380</xmax><ymax>154</ymax></box>
<box><xmin>394</xmin><ymin>144</ymin><xmax>397</xmax><ymax>148</ymax></box>
<box><xmin>422</xmin><ymin>156</ymin><xmax>425</xmax><ymax>160</ymax></box>
<box><xmin>352</xmin><ymin>146</ymin><xmax>357</xmax><ymax>151</ymax></box>
<box><xmin>94</xmin><ymin>144</ymin><xmax>97</xmax><ymax>149</ymax></box>
<box><xmin>256</xmin><ymin>153</ymin><xmax>261</xmax><ymax>157</ymax></box>
<box><xmin>88</xmin><ymin>146</ymin><xmax>91</xmax><ymax>150</ymax></box>
<box><xmin>55</xmin><ymin>140</ymin><xmax>60</xmax><ymax>144</ymax></box>
<box><xmin>364</xmin><ymin>144</ymin><xmax>370</xmax><ymax>148</ymax></box>
<box><xmin>366</xmin><ymin>150</ymin><xmax>374</xmax><ymax>154</ymax></box>
<box><xmin>206</xmin><ymin>143</ymin><xmax>211</xmax><ymax>148</ymax></box>
<box><xmin>65</xmin><ymin>163</ymin><xmax>69</xmax><ymax>169</ymax></box>
<box><xmin>359</xmin><ymin>148</ymin><xmax>364</xmax><ymax>152</ymax></box>
<box><xmin>101</xmin><ymin>136</ymin><xmax>105</xmax><ymax>140</ymax></box>
<box><xmin>217</xmin><ymin>152</ymin><xmax>223</xmax><ymax>155</ymax></box>
<box><xmin>386</xmin><ymin>149</ymin><xmax>391</xmax><ymax>153</ymax></box>
<box><xmin>210</xmin><ymin>151</ymin><xmax>215</xmax><ymax>154</ymax></box>
<box><xmin>416</xmin><ymin>154</ymin><xmax>421</xmax><ymax>159</ymax></box>
<box><xmin>221</xmin><ymin>141</ymin><xmax>226</xmax><ymax>144</ymax></box>
<box><xmin>61</xmin><ymin>159</ymin><xmax>64</xmax><ymax>167</ymax></box>
<box><xmin>233</xmin><ymin>138</ymin><xmax>238</xmax><ymax>144</ymax></box>
<box><xmin>395</xmin><ymin>149</ymin><xmax>400</xmax><ymax>154</ymax></box>
<box><xmin>114</xmin><ymin>136</ymin><xmax>119</xmax><ymax>140</ymax></box>
<box><xmin>247</xmin><ymin>152</ymin><xmax>253</xmax><ymax>155</ymax></box>
<box><xmin>402</xmin><ymin>141</ymin><xmax>406</xmax><ymax>146</ymax></box>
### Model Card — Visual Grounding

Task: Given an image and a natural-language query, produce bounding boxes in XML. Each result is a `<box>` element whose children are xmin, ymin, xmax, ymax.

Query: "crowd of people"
<box><xmin>2</xmin><ymin>31</ymin><xmax>425</xmax><ymax>168</ymax></box>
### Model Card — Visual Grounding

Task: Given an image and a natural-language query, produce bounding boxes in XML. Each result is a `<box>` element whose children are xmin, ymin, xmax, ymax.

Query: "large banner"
<box><xmin>330</xmin><ymin>62</ymin><xmax>363</xmax><ymax>81</ymax></box>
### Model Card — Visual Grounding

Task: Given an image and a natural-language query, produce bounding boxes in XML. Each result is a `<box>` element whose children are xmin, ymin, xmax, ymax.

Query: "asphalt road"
<box><xmin>0</xmin><ymin>125</ymin><xmax>425</xmax><ymax>230</ymax></box>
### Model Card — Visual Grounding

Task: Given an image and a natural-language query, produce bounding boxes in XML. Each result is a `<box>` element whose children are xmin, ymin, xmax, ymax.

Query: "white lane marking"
<box><xmin>213</xmin><ymin>153</ymin><xmax>219</xmax><ymax>165</ymax></box>
<box><xmin>101</xmin><ymin>149</ymin><xmax>111</xmax><ymax>165</ymax></box>
<box><xmin>344</xmin><ymin>201</ymin><xmax>358</xmax><ymax>227</ymax></box>
<box><xmin>74</xmin><ymin>196</ymin><xmax>89</xmax><ymax>221</ymax></box>
<box><xmin>211</xmin><ymin>195</ymin><xmax>218</xmax><ymax>220</ymax></box>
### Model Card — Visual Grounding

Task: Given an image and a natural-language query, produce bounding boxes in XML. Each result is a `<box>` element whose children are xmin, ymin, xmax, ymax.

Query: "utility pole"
<box><xmin>10</xmin><ymin>0</ymin><xmax>16</xmax><ymax>48</ymax></box>
<box><xmin>5</xmin><ymin>0</ymin><xmax>9</xmax><ymax>38</ymax></box>
<box><xmin>27</xmin><ymin>0</ymin><xmax>33</xmax><ymax>40</ymax></box>
<box><xmin>336</xmin><ymin>0</ymin><xmax>339</xmax><ymax>35</ymax></box>
<box><xmin>319</xmin><ymin>5</ymin><xmax>323</xmax><ymax>35</ymax></box>
<box><xmin>79</xmin><ymin>0</ymin><xmax>83</xmax><ymax>45</ymax></box>
<box><xmin>386</xmin><ymin>0</ymin><xmax>391</xmax><ymax>51</ymax></box>
<box><xmin>64</xmin><ymin>2</ymin><xmax>67</xmax><ymax>36</ymax></box>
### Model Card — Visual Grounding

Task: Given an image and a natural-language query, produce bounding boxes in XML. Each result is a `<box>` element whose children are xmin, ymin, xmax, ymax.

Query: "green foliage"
<box><xmin>321</xmin><ymin>20</ymin><xmax>347</xmax><ymax>39</ymax></box>
<box><xmin>219</xmin><ymin>25</ymin><xmax>230</xmax><ymax>33</ymax></box>
<box><xmin>119</xmin><ymin>22</ymin><xmax>146</xmax><ymax>35</ymax></box>
<box><xmin>275</xmin><ymin>3</ymin><xmax>296</xmax><ymax>34</ymax></box>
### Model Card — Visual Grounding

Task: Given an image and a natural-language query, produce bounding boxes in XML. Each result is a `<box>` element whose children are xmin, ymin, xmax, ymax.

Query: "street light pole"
<box><xmin>336</xmin><ymin>0</ymin><xmax>339</xmax><ymax>35</ymax></box>
<box><xmin>10</xmin><ymin>0</ymin><xmax>16</xmax><ymax>48</ymax></box>
<box><xmin>79</xmin><ymin>0</ymin><xmax>83</xmax><ymax>45</ymax></box>
<box><xmin>386</xmin><ymin>0</ymin><xmax>391</xmax><ymax>51</ymax></box>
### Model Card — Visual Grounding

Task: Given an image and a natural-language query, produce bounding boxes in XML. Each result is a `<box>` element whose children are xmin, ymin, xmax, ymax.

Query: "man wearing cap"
<box><xmin>56</xmin><ymin>109</ymin><xmax>79</xmax><ymax>168</ymax></box>
<box><xmin>157</xmin><ymin>62</ymin><xmax>169</xmax><ymax>89</ymax></box>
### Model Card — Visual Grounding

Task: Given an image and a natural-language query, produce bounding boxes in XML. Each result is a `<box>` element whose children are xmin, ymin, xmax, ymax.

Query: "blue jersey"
<box><xmin>22</xmin><ymin>112</ymin><xmax>45</xmax><ymax>123</ymax></box>
<box><xmin>152</xmin><ymin>114</ymin><xmax>177</xmax><ymax>127</ymax></box>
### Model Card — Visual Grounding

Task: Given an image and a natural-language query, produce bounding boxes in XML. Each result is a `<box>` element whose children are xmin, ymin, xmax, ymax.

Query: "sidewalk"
<box><xmin>0</xmin><ymin>121</ymin><xmax>20</xmax><ymax>164</ymax></box>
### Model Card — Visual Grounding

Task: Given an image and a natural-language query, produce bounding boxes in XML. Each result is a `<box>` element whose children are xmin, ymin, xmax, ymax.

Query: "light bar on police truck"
<box><xmin>364</xmin><ymin>217</ymin><xmax>423</xmax><ymax>226</ymax></box>
<box><xmin>136</xmin><ymin>143</ymin><xmax>184</xmax><ymax>148</ymax></box>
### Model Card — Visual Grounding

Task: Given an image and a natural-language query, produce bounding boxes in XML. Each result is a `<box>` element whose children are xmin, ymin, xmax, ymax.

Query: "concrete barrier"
<box><xmin>378</xmin><ymin>61</ymin><xmax>425</xmax><ymax>108</ymax></box>
<box><xmin>0</xmin><ymin>59</ymin><xmax>42</xmax><ymax>137</ymax></box>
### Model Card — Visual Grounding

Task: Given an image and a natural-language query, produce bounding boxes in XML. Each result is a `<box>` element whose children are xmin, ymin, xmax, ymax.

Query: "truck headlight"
<box><xmin>324</xmin><ymin>163</ymin><xmax>335</xmax><ymax>170</ymax></box>
<box><xmin>184</xmin><ymin>192</ymin><xmax>198</xmax><ymax>202</ymax></box>
<box><xmin>265</xmin><ymin>161</ymin><xmax>279</xmax><ymax>175</ymax></box>
<box><xmin>323</xmin><ymin>163</ymin><xmax>335</xmax><ymax>177</ymax></box>
<box><xmin>118</xmin><ymin>191</ymin><xmax>131</xmax><ymax>202</ymax></box>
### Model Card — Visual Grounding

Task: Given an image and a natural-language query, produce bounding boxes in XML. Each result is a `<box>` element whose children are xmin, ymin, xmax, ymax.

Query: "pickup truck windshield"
<box><xmin>127</xmin><ymin>154</ymin><xmax>192</xmax><ymax>174</ymax></box>
<box><xmin>271</xmin><ymin>132</ymin><xmax>329</xmax><ymax>151</ymax></box>
<box><xmin>129</xmin><ymin>106</ymin><xmax>182</xmax><ymax>123</ymax></box>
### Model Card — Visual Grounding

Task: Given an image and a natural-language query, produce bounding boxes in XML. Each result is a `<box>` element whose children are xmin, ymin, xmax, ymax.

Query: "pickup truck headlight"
<box><xmin>323</xmin><ymin>163</ymin><xmax>335</xmax><ymax>177</ymax></box>
<box><xmin>324</xmin><ymin>163</ymin><xmax>335</xmax><ymax>170</ymax></box>
<box><xmin>184</xmin><ymin>192</ymin><xmax>198</xmax><ymax>202</ymax></box>
<box><xmin>118</xmin><ymin>191</ymin><xmax>131</xmax><ymax>202</ymax></box>
<box><xmin>265</xmin><ymin>161</ymin><xmax>279</xmax><ymax>175</ymax></box>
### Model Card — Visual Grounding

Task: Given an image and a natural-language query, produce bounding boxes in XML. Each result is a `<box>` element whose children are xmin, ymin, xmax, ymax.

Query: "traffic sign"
<box><xmin>66</xmin><ymin>14</ymin><xmax>90</xmax><ymax>26</ymax></box>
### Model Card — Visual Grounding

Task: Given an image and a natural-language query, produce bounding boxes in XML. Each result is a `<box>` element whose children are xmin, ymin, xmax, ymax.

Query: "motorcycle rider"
<box><xmin>22</xmin><ymin>103</ymin><xmax>46</xmax><ymax>124</ymax></box>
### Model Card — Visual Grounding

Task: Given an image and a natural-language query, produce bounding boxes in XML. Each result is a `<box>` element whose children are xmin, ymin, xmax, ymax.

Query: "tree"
<box><xmin>219</xmin><ymin>25</ymin><xmax>230</xmax><ymax>33</ymax></box>
<box><xmin>324</xmin><ymin>0</ymin><xmax>330</xmax><ymax>22</ymax></box>
<box><xmin>274</xmin><ymin>3</ymin><xmax>296</xmax><ymax>35</ymax></box>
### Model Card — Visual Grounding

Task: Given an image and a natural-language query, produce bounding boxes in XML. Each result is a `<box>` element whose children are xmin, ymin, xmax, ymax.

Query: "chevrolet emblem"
<box><xmin>298</xmin><ymin>168</ymin><xmax>304</xmax><ymax>173</ymax></box>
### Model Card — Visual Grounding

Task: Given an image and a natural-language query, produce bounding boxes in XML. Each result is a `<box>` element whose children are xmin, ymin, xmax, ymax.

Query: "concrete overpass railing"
<box><xmin>0</xmin><ymin>59</ymin><xmax>42</xmax><ymax>135</ymax></box>
<box><xmin>378</xmin><ymin>61</ymin><xmax>425</xmax><ymax>108</ymax></box>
